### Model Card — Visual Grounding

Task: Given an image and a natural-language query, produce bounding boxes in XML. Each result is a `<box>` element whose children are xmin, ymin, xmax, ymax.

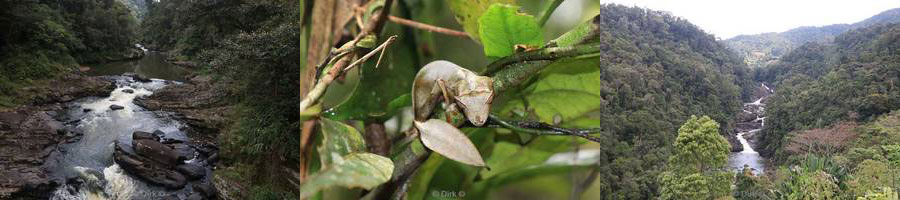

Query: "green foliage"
<box><xmin>858</xmin><ymin>187</ymin><xmax>900</xmax><ymax>200</ymax></box>
<box><xmin>759</xmin><ymin>23</ymin><xmax>900</xmax><ymax>158</ymax></box>
<box><xmin>847</xmin><ymin>159</ymin><xmax>900</xmax><ymax>198</ymax></box>
<box><xmin>448</xmin><ymin>0</ymin><xmax>515</xmax><ymax>42</ymax></box>
<box><xmin>299</xmin><ymin>153</ymin><xmax>393</xmax><ymax>199</ymax></box>
<box><xmin>478</xmin><ymin>4</ymin><xmax>543</xmax><ymax>58</ymax></box>
<box><xmin>775</xmin><ymin>169</ymin><xmax>841</xmax><ymax>200</ymax></box>
<box><xmin>734</xmin><ymin>168</ymin><xmax>775</xmax><ymax>200</ymax></box>
<box><xmin>0</xmin><ymin>0</ymin><xmax>138</xmax><ymax>107</ymax></box>
<box><xmin>658</xmin><ymin>116</ymin><xmax>732</xmax><ymax>199</ymax></box>
<box><xmin>668</xmin><ymin>116</ymin><xmax>730</xmax><ymax>172</ymax></box>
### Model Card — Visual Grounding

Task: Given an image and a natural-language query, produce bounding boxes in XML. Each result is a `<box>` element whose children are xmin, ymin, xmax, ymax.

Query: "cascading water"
<box><xmin>728</xmin><ymin>83</ymin><xmax>771</xmax><ymax>175</ymax></box>
<box><xmin>48</xmin><ymin>77</ymin><xmax>187</xmax><ymax>199</ymax></box>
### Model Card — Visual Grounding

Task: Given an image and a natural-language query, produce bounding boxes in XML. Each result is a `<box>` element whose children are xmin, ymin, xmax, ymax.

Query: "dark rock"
<box><xmin>122</xmin><ymin>89</ymin><xmax>135</xmax><ymax>94</ymax></box>
<box><xmin>175</xmin><ymin>164</ymin><xmax>205</xmax><ymax>180</ymax></box>
<box><xmin>133</xmin><ymin>131</ymin><xmax>160</xmax><ymax>141</ymax></box>
<box><xmin>172</xmin><ymin>143</ymin><xmax>196</xmax><ymax>161</ymax></box>
<box><xmin>735</xmin><ymin>122</ymin><xmax>762</xmax><ymax>132</ymax></box>
<box><xmin>125</xmin><ymin>73</ymin><xmax>152</xmax><ymax>83</ymax></box>
<box><xmin>161</xmin><ymin>138</ymin><xmax>184</xmax><ymax>144</ymax></box>
<box><xmin>0</xmin><ymin>108</ymin><xmax>66</xmax><ymax>198</ymax></box>
<box><xmin>186</xmin><ymin>193</ymin><xmax>204</xmax><ymax>200</ymax></box>
<box><xmin>193</xmin><ymin>182</ymin><xmax>216</xmax><ymax>198</ymax></box>
<box><xmin>134</xmin><ymin>139</ymin><xmax>179</xmax><ymax>166</ymax></box>
<box><xmin>110</xmin><ymin>105</ymin><xmax>125</xmax><ymax>110</ymax></box>
<box><xmin>114</xmin><ymin>141</ymin><xmax>187</xmax><ymax>189</ymax></box>
<box><xmin>207</xmin><ymin>153</ymin><xmax>219</xmax><ymax>164</ymax></box>
<box><xmin>83</xmin><ymin>108</ymin><xmax>92</xmax><ymax>113</ymax></box>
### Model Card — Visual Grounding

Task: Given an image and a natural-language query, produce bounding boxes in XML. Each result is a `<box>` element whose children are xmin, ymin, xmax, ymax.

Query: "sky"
<box><xmin>576</xmin><ymin>0</ymin><xmax>900</xmax><ymax>39</ymax></box>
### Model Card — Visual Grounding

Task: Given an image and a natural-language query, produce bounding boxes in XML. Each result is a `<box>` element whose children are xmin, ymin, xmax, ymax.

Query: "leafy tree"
<box><xmin>659</xmin><ymin>115</ymin><xmax>732</xmax><ymax>199</ymax></box>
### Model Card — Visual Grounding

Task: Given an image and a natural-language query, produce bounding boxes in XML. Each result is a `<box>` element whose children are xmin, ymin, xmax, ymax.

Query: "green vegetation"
<box><xmin>658</xmin><ymin>116</ymin><xmax>732</xmax><ymax>199</ymax></box>
<box><xmin>747</xmin><ymin>21</ymin><xmax>900</xmax><ymax>197</ymax></box>
<box><xmin>725</xmin><ymin>8</ymin><xmax>900</xmax><ymax>68</ymax></box>
<box><xmin>0</xmin><ymin>0</ymin><xmax>138</xmax><ymax>108</ymax></box>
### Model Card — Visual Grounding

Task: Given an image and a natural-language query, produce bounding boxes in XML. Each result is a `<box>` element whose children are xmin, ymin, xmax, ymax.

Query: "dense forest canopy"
<box><xmin>724</xmin><ymin>7</ymin><xmax>900</xmax><ymax>68</ymax></box>
<box><xmin>0</xmin><ymin>0</ymin><xmax>139</xmax><ymax>107</ymax></box>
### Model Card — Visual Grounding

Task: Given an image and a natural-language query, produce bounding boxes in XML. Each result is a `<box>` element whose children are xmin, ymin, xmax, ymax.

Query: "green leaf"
<box><xmin>521</xmin><ymin>58</ymin><xmax>609</xmax><ymax>123</ymax></box>
<box><xmin>299</xmin><ymin>153</ymin><xmax>394</xmax><ymax>199</ymax></box>
<box><xmin>478</xmin><ymin>4</ymin><xmax>543</xmax><ymax>58</ymax></box>
<box><xmin>448</xmin><ymin>0</ymin><xmax>515</xmax><ymax>42</ymax></box>
<box><xmin>317</xmin><ymin>118</ymin><xmax>366</xmax><ymax>167</ymax></box>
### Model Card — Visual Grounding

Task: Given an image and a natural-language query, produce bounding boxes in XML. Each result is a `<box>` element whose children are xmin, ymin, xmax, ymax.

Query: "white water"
<box><xmin>49</xmin><ymin>77</ymin><xmax>185</xmax><ymax>199</ymax></box>
<box><xmin>728</xmin><ymin>83</ymin><xmax>772</xmax><ymax>175</ymax></box>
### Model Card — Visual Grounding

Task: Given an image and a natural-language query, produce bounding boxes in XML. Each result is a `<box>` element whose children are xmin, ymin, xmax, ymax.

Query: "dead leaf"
<box><xmin>414</xmin><ymin>119</ymin><xmax>486</xmax><ymax>167</ymax></box>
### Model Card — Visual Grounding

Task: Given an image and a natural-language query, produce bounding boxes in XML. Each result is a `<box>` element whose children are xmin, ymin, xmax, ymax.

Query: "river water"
<box><xmin>727</xmin><ymin>84</ymin><xmax>773</xmax><ymax>175</ymax></box>
<box><xmin>47</xmin><ymin>51</ymin><xmax>196</xmax><ymax>199</ymax></box>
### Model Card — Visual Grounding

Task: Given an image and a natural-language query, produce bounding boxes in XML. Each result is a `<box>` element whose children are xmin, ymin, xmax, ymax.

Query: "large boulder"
<box><xmin>175</xmin><ymin>164</ymin><xmax>205</xmax><ymax>180</ymax></box>
<box><xmin>114</xmin><ymin>141</ymin><xmax>187</xmax><ymax>189</ymax></box>
<box><xmin>133</xmin><ymin>138</ymin><xmax>179</xmax><ymax>166</ymax></box>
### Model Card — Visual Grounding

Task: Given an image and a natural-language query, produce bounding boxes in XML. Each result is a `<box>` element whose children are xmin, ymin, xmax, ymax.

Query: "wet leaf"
<box><xmin>299</xmin><ymin>153</ymin><xmax>394</xmax><ymax>199</ymax></box>
<box><xmin>414</xmin><ymin>119</ymin><xmax>486</xmax><ymax>167</ymax></box>
<box><xmin>317</xmin><ymin>118</ymin><xmax>365</xmax><ymax>167</ymax></box>
<box><xmin>448</xmin><ymin>0</ymin><xmax>515</xmax><ymax>42</ymax></box>
<box><xmin>478</xmin><ymin>4</ymin><xmax>543</xmax><ymax>58</ymax></box>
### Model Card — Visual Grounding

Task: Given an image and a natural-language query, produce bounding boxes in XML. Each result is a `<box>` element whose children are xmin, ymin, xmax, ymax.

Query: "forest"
<box><xmin>0</xmin><ymin>0</ymin><xmax>899</xmax><ymax>199</ymax></box>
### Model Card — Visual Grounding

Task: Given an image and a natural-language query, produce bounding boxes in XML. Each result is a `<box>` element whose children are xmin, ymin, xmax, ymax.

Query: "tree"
<box><xmin>659</xmin><ymin>115</ymin><xmax>732</xmax><ymax>199</ymax></box>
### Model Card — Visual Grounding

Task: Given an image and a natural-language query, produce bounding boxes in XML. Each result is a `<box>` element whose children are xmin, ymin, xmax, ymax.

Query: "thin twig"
<box><xmin>299</xmin><ymin>35</ymin><xmax>397</xmax><ymax>114</ymax></box>
<box><xmin>538</xmin><ymin>0</ymin><xmax>565</xmax><ymax>27</ymax></box>
<box><xmin>354</xmin><ymin>6</ymin><xmax>470</xmax><ymax>39</ymax></box>
<box><xmin>485</xmin><ymin>114</ymin><xmax>605</xmax><ymax>143</ymax></box>
<box><xmin>343</xmin><ymin>35</ymin><xmax>398</xmax><ymax>73</ymax></box>
<box><xmin>387</xmin><ymin>16</ymin><xmax>470</xmax><ymax>38</ymax></box>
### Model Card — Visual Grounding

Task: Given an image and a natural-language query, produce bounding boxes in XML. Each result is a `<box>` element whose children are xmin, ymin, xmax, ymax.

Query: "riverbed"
<box><xmin>46</xmin><ymin>51</ymin><xmax>211</xmax><ymax>199</ymax></box>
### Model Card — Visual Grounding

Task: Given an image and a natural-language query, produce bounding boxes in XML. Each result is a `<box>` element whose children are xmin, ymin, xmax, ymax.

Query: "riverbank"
<box><xmin>0</xmin><ymin>73</ymin><xmax>115</xmax><ymax>198</ymax></box>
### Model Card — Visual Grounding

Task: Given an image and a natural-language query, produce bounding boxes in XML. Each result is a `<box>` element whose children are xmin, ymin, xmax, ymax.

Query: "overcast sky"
<box><xmin>580</xmin><ymin>0</ymin><xmax>900</xmax><ymax>39</ymax></box>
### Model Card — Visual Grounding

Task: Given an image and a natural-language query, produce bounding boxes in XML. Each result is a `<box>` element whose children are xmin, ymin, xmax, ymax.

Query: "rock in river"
<box><xmin>110</xmin><ymin>105</ymin><xmax>125</xmax><ymax>110</ymax></box>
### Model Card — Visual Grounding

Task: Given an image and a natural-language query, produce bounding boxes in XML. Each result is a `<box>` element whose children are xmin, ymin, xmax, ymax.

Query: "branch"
<box><xmin>299</xmin><ymin>35</ymin><xmax>397</xmax><ymax>113</ymax></box>
<box><xmin>538</xmin><ymin>0</ymin><xmax>565</xmax><ymax>27</ymax></box>
<box><xmin>355</xmin><ymin>6</ymin><xmax>470</xmax><ymax>39</ymax></box>
<box><xmin>484</xmin><ymin>114</ymin><xmax>605</xmax><ymax>143</ymax></box>
<box><xmin>387</xmin><ymin>16</ymin><xmax>470</xmax><ymax>39</ymax></box>
<box><xmin>482</xmin><ymin>44</ymin><xmax>607</xmax><ymax>75</ymax></box>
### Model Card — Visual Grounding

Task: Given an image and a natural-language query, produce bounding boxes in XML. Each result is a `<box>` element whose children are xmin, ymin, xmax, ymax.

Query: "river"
<box><xmin>46</xmin><ymin>51</ymin><xmax>205</xmax><ymax>199</ymax></box>
<box><xmin>727</xmin><ymin>83</ymin><xmax>773</xmax><ymax>175</ymax></box>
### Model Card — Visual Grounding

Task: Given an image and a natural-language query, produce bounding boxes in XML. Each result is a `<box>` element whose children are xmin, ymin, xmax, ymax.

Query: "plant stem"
<box><xmin>538</xmin><ymin>0</ymin><xmax>565</xmax><ymax>27</ymax></box>
<box><xmin>387</xmin><ymin>16</ymin><xmax>470</xmax><ymax>38</ymax></box>
<box><xmin>485</xmin><ymin>114</ymin><xmax>605</xmax><ymax>143</ymax></box>
<box><xmin>482</xmin><ymin>44</ymin><xmax>607</xmax><ymax>75</ymax></box>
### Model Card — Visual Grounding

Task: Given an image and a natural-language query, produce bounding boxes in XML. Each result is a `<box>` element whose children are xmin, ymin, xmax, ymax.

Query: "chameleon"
<box><xmin>412</xmin><ymin>60</ymin><xmax>494</xmax><ymax>126</ymax></box>
<box><xmin>411</xmin><ymin>60</ymin><xmax>494</xmax><ymax>167</ymax></box>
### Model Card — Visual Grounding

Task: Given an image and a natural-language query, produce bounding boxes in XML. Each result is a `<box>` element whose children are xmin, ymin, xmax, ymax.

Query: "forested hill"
<box><xmin>724</xmin><ymin>7</ymin><xmax>900</xmax><ymax>68</ymax></box>
<box><xmin>759</xmin><ymin>22</ymin><xmax>900</xmax><ymax>159</ymax></box>
<box><xmin>0</xmin><ymin>0</ymin><xmax>139</xmax><ymax>107</ymax></box>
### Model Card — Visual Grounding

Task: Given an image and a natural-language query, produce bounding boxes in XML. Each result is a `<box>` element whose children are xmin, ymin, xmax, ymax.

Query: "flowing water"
<box><xmin>86</xmin><ymin>51</ymin><xmax>191</xmax><ymax>82</ymax></box>
<box><xmin>47</xmin><ymin>50</ymin><xmax>197</xmax><ymax>199</ymax></box>
<box><xmin>727</xmin><ymin>84</ymin><xmax>773</xmax><ymax>175</ymax></box>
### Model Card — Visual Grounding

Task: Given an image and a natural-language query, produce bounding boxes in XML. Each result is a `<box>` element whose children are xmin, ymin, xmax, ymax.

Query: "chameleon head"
<box><xmin>454</xmin><ymin>76</ymin><xmax>494</xmax><ymax>126</ymax></box>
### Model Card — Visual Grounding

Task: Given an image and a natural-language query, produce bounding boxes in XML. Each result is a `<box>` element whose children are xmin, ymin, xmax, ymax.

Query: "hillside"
<box><xmin>724</xmin><ymin>7</ymin><xmax>900</xmax><ymax>68</ymax></box>
<box><xmin>759</xmin><ymin>22</ymin><xmax>900</xmax><ymax>159</ymax></box>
